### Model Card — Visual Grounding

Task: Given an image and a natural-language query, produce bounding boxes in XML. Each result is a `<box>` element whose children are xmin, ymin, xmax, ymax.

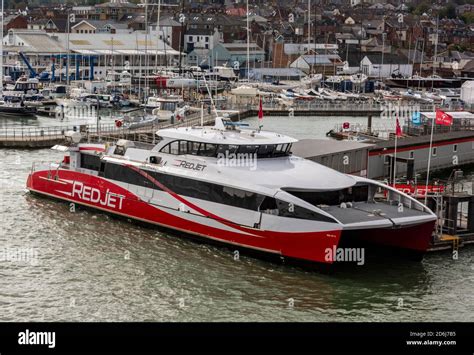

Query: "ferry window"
<box><xmin>179</xmin><ymin>141</ymin><xmax>188</xmax><ymax>154</ymax></box>
<box><xmin>238</xmin><ymin>145</ymin><xmax>258</xmax><ymax>155</ymax></box>
<box><xmin>146</xmin><ymin>170</ymin><xmax>265</xmax><ymax>211</ymax></box>
<box><xmin>432</xmin><ymin>147</ymin><xmax>437</xmax><ymax>156</ymax></box>
<box><xmin>286</xmin><ymin>186</ymin><xmax>369</xmax><ymax>206</ymax></box>
<box><xmin>409</xmin><ymin>151</ymin><xmax>414</xmax><ymax>159</ymax></box>
<box><xmin>198</xmin><ymin>143</ymin><xmax>217</xmax><ymax>157</ymax></box>
<box><xmin>81</xmin><ymin>154</ymin><xmax>101</xmax><ymax>171</ymax></box>
<box><xmin>160</xmin><ymin>143</ymin><xmax>170</xmax><ymax>154</ymax></box>
<box><xmin>256</xmin><ymin>144</ymin><xmax>275</xmax><ymax>158</ymax></box>
<box><xmin>259</xmin><ymin>196</ymin><xmax>279</xmax><ymax>215</ymax></box>
<box><xmin>216</xmin><ymin>144</ymin><xmax>239</xmax><ymax>156</ymax></box>
<box><xmin>188</xmin><ymin>141</ymin><xmax>200</xmax><ymax>155</ymax></box>
<box><xmin>104</xmin><ymin>163</ymin><xmax>152</xmax><ymax>189</ymax></box>
<box><xmin>159</xmin><ymin>141</ymin><xmax>180</xmax><ymax>155</ymax></box>
<box><xmin>274</xmin><ymin>144</ymin><xmax>289</xmax><ymax>156</ymax></box>
<box><xmin>149</xmin><ymin>156</ymin><xmax>162</xmax><ymax>164</ymax></box>
<box><xmin>114</xmin><ymin>145</ymin><xmax>125</xmax><ymax>155</ymax></box>
<box><xmin>453</xmin><ymin>144</ymin><xmax>458</xmax><ymax>153</ymax></box>
<box><xmin>275</xmin><ymin>200</ymin><xmax>336</xmax><ymax>223</ymax></box>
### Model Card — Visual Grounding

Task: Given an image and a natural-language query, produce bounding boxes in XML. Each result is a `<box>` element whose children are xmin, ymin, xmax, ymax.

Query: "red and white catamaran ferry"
<box><xmin>26</xmin><ymin>117</ymin><xmax>437</xmax><ymax>264</ymax></box>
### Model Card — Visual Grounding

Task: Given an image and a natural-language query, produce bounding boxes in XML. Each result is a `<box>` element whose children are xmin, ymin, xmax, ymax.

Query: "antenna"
<box><xmin>201</xmin><ymin>73</ymin><xmax>218</xmax><ymax>119</ymax></box>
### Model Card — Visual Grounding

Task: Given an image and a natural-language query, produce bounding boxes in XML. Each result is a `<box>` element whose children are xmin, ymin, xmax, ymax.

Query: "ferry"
<box><xmin>26</xmin><ymin>118</ymin><xmax>437</xmax><ymax>265</ymax></box>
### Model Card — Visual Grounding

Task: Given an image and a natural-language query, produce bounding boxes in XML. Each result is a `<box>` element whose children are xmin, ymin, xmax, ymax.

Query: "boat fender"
<box><xmin>115</xmin><ymin>120</ymin><xmax>123</xmax><ymax>128</ymax></box>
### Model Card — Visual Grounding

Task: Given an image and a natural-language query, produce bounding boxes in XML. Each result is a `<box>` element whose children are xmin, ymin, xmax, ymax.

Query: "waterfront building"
<box><xmin>360</xmin><ymin>53</ymin><xmax>412</xmax><ymax>78</ymax></box>
<box><xmin>1</xmin><ymin>29</ymin><xmax>181</xmax><ymax>81</ymax></box>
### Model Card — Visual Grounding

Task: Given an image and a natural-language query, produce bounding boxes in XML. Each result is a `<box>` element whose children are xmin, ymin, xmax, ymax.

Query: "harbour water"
<box><xmin>1</xmin><ymin>115</ymin><xmax>473</xmax><ymax>322</ymax></box>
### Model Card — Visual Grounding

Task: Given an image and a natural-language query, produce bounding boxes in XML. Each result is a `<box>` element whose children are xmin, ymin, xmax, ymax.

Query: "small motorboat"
<box><xmin>120</xmin><ymin>114</ymin><xmax>161</xmax><ymax>130</ymax></box>
<box><xmin>0</xmin><ymin>101</ymin><xmax>37</xmax><ymax>118</ymax></box>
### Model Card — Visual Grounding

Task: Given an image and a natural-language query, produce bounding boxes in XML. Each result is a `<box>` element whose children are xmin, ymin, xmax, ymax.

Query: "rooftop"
<box><xmin>293</xmin><ymin>139</ymin><xmax>374</xmax><ymax>159</ymax></box>
<box><xmin>372</xmin><ymin>130</ymin><xmax>474</xmax><ymax>151</ymax></box>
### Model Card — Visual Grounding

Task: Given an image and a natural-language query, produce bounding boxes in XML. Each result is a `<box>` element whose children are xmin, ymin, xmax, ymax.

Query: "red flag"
<box><xmin>435</xmin><ymin>109</ymin><xmax>453</xmax><ymax>126</ymax></box>
<box><xmin>258</xmin><ymin>97</ymin><xmax>263</xmax><ymax>120</ymax></box>
<box><xmin>395</xmin><ymin>118</ymin><xmax>402</xmax><ymax>137</ymax></box>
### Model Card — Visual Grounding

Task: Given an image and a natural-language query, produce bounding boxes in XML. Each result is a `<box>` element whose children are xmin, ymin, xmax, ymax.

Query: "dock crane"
<box><xmin>18</xmin><ymin>52</ymin><xmax>52</xmax><ymax>81</ymax></box>
<box><xmin>17</xmin><ymin>52</ymin><xmax>97</xmax><ymax>82</ymax></box>
<box><xmin>18</xmin><ymin>52</ymin><xmax>38</xmax><ymax>78</ymax></box>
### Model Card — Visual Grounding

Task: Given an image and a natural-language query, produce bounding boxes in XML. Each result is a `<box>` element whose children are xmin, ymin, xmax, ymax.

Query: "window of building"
<box><xmin>453</xmin><ymin>144</ymin><xmax>458</xmax><ymax>152</ymax></box>
<box><xmin>409</xmin><ymin>151</ymin><xmax>414</xmax><ymax>159</ymax></box>
<box><xmin>432</xmin><ymin>147</ymin><xmax>437</xmax><ymax>156</ymax></box>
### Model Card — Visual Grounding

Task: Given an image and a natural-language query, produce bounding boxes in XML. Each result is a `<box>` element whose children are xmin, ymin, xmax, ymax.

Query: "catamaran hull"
<box><xmin>26</xmin><ymin>169</ymin><xmax>345</xmax><ymax>264</ymax></box>
<box><xmin>339</xmin><ymin>221</ymin><xmax>436</xmax><ymax>260</ymax></box>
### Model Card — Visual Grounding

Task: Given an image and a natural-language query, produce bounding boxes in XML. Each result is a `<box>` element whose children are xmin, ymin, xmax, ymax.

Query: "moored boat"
<box><xmin>26</xmin><ymin>116</ymin><xmax>437</xmax><ymax>265</ymax></box>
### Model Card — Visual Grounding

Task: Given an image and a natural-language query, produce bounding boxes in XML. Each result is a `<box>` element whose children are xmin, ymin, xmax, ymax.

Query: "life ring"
<box><xmin>115</xmin><ymin>120</ymin><xmax>123</xmax><ymax>128</ymax></box>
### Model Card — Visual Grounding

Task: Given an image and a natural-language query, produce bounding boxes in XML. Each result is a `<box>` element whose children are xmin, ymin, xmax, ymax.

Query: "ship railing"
<box><xmin>226</xmin><ymin>99</ymin><xmax>437</xmax><ymax>113</ymax></box>
<box><xmin>230</xmin><ymin>101</ymin><xmax>385</xmax><ymax>112</ymax></box>
<box><xmin>30</xmin><ymin>161</ymin><xmax>61</xmax><ymax>173</ymax></box>
<box><xmin>0</xmin><ymin>111</ymin><xmax>214</xmax><ymax>143</ymax></box>
<box><xmin>0</xmin><ymin>126</ymin><xmax>73</xmax><ymax>141</ymax></box>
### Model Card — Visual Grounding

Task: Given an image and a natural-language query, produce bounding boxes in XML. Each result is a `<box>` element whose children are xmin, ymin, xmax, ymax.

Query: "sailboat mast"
<box><xmin>432</xmin><ymin>15</ymin><xmax>439</xmax><ymax>90</ymax></box>
<box><xmin>0</xmin><ymin>0</ymin><xmax>3</xmax><ymax>91</ymax></box>
<box><xmin>308</xmin><ymin>0</ymin><xmax>311</xmax><ymax>51</ymax></box>
<box><xmin>246</xmin><ymin>0</ymin><xmax>250</xmax><ymax>80</ymax></box>
<box><xmin>144</xmin><ymin>0</ymin><xmax>149</xmax><ymax>103</ymax></box>
<box><xmin>155</xmin><ymin>0</ymin><xmax>162</xmax><ymax>73</ymax></box>
<box><xmin>178</xmin><ymin>0</ymin><xmax>185</xmax><ymax>75</ymax></box>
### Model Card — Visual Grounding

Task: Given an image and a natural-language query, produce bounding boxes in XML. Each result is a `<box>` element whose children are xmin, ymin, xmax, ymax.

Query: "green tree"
<box><xmin>439</xmin><ymin>4</ymin><xmax>457</xmax><ymax>19</ymax></box>
<box><xmin>413</xmin><ymin>1</ymin><xmax>430</xmax><ymax>15</ymax></box>
<box><xmin>461</xmin><ymin>12</ymin><xmax>474</xmax><ymax>24</ymax></box>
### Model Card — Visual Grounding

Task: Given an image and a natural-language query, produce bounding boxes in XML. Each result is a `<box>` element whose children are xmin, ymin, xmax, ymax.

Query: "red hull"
<box><xmin>26</xmin><ymin>169</ymin><xmax>342</xmax><ymax>264</ymax></box>
<box><xmin>340</xmin><ymin>221</ymin><xmax>436</xmax><ymax>253</ymax></box>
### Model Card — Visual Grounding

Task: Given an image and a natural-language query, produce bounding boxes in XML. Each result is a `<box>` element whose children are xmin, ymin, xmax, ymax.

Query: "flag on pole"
<box><xmin>411</xmin><ymin>111</ymin><xmax>421</xmax><ymax>125</ymax></box>
<box><xmin>395</xmin><ymin>118</ymin><xmax>403</xmax><ymax>137</ymax></box>
<box><xmin>435</xmin><ymin>109</ymin><xmax>453</xmax><ymax>126</ymax></box>
<box><xmin>258</xmin><ymin>96</ymin><xmax>263</xmax><ymax>121</ymax></box>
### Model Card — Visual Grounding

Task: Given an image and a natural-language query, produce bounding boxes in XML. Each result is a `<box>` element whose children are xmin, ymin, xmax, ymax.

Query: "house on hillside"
<box><xmin>290</xmin><ymin>54</ymin><xmax>344</xmax><ymax>75</ymax></box>
<box><xmin>360</xmin><ymin>53</ymin><xmax>412</xmax><ymax>78</ymax></box>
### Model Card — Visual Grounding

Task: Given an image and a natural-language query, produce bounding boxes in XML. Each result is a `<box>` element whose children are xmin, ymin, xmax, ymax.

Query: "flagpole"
<box><xmin>1</xmin><ymin>0</ymin><xmax>4</xmax><ymax>93</ymax></box>
<box><xmin>393</xmin><ymin>99</ymin><xmax>400</xmax><ymax>186</ymax></box>
<box><xmin>424</xmin><ymin>113</ymin><xmax>435</xmax><ymax>205</ymax></box>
